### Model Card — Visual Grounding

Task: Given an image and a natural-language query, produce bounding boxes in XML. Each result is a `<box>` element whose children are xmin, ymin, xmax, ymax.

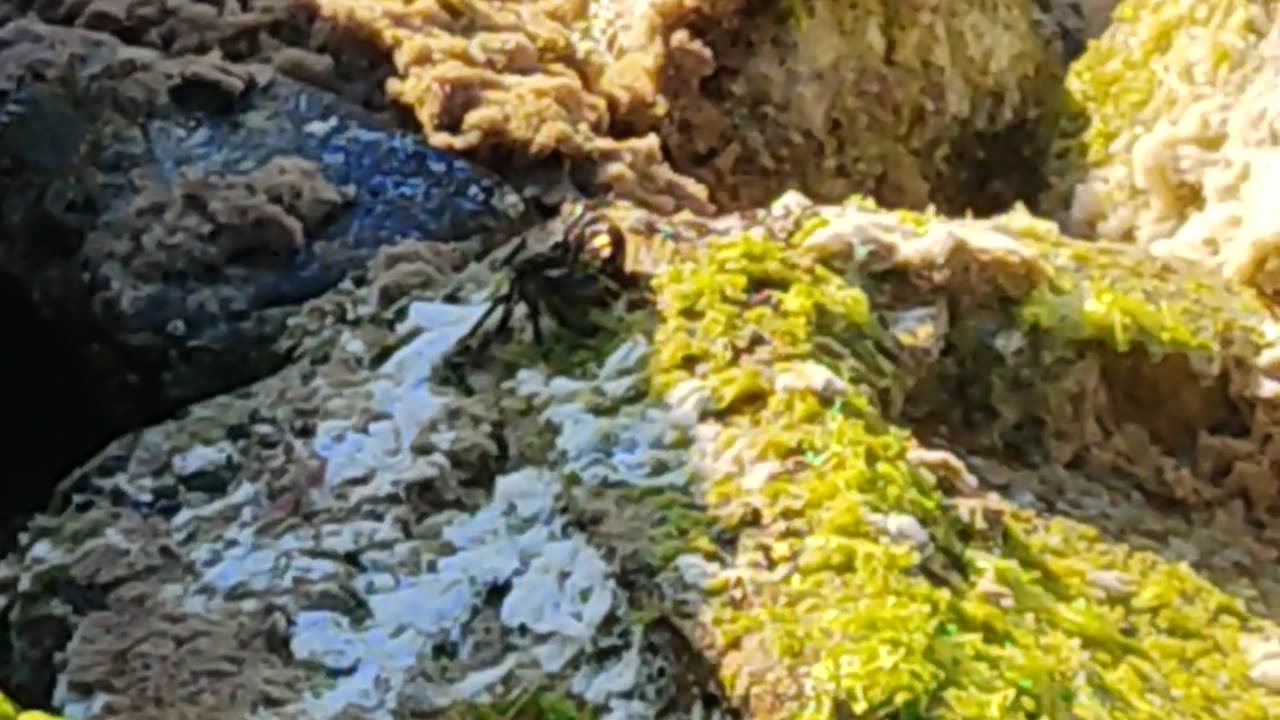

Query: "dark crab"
<box><xmin>457</xmin><ymin>202</ymin><xmax>632</xmax><ymax>355</ymax></box>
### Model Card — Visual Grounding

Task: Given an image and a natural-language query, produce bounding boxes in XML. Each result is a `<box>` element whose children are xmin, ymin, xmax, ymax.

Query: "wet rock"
<box><xmin>1</xmin><ymin>18</ymin><xmax>527</xmax><ymax>413</ymax></box>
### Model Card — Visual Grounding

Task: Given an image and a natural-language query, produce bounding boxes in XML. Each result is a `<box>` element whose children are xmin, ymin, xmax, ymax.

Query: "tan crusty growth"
<box><xmin>311</xmin><ymin>0</ymin><xmax>1075</xmax><ymax>214</ymax></box>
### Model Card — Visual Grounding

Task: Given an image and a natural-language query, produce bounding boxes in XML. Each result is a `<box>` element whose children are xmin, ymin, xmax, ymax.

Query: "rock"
<box><xmin>0</xmin><ymin>0</ymin><xmax>402</xmax><ymax>113</ymax></box>
<box><xmin>4</xmin><ymin>0</ymin><xmax>1280</xmax><ymax>717</ymax></box>
<box><xmin>312</xmin><ymin>0</ymin><xmax>1094</xmax><ymax>214</ymax></box>
<box><xmin>1046</xmin><ymin>0</ymin><xmax>1280</xmax><ymax>299</ymax></box>
<box><xmin>0</xmin><ymin>19</ymin><xmax>528</xmax><ymax>531</ymax></box>
<box><xmin>5</xmin><ymin>195</ymin><xmax>1279</xmax><ymax>718</ymax></box>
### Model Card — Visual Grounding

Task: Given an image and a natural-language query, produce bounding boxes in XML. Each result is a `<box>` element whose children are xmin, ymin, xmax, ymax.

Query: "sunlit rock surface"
<box><xmin>3</xmin><ymin>195</ymin><xmax>1278</xmax><ymax>718</ymax></box>
<box><xmin>5</xmin><ymin>0</ymin><xmax>1280</xmax><ymax>718</ymax></box>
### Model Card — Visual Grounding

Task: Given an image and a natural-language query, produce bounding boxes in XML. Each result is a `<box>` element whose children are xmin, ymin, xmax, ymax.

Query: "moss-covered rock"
<box><xmin>7</xmin><ymin>190</ymin><xmax>1280</xmax><ymax>717</ymax></box>
<box><xmin>639</xmin><ymin>195</ymin><xmax>1280</xmax><ymax>718</ymax></box>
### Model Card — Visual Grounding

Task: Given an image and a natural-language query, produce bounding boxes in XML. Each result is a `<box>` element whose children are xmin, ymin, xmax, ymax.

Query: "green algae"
<box><xmin>645</xmin><ymin>210</ymin><xmax>1279</xmax><ymax>718</ymax></box>
<box><xmin>995</xmin><ymin>212</ymin><xmax>1270</xmax><ymax>358</ymax></box>
<box><xmin>0</xmin><ymin>691</ymin><xmax>62</xmax><ymax>720</ymax></box>
<box><xmin>441</xmin><ymin>689</ymin><xmax>590</xmax><ymax>720</ymax></box>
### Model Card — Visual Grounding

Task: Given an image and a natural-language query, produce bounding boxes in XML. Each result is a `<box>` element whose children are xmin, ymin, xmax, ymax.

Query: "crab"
<box><xmin>456</xmin><ymin>201</ymin><xmax>632</xmax><ymax>355</ymax></box>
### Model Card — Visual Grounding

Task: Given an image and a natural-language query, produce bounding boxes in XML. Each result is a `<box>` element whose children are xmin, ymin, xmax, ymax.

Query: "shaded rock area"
<box><xmin>0</xmin><ymin>19</ymin><xmax>527</xmax><ymax>554</ymax></box>
<box><xmin>0</xmin><ymin>272</ymin><xmax>109</xmax><ymax>544</ymax></box>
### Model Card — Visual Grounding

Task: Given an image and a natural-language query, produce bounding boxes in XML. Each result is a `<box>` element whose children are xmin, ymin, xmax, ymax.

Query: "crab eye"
<box><xmin>588</xmin><ymin>231</ymin><xmax>614</xmax><ymax>258</ymax></box>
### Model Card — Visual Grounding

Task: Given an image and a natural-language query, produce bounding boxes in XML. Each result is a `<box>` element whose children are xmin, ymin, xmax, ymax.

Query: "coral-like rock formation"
<box><xmin>1048</xmin><ymin>0</ymin><xmax>1280</xmax><ymax>298</ymax></box>
<box><xmin>311</xmin><ymin>0</ymin><xmax>1091</xmax><ymax>215</ymax></box>
<box><xmin>4</xmin><ymin>194</ymin><xmax>1277</xmax><ymax>718</ymax></box>
<box><xmin>0</xmin><ymin>0</ymin><xmax>402</xmax><ymax>113</ymax></box>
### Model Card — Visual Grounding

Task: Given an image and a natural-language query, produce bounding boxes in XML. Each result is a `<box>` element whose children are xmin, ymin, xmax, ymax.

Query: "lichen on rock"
<box><xmin>2</xmin><ymin>230</ymin><xmax>714</xmax><ymax>717</ymax></box>
<box><xmin>6</xmin><ymin>189</ymin><xmax>1280</xmax><ymax>718</ymax></box>
<box><xmin>7</xmin><ymin>0</ymin><xmax>1280</xmax><ymax>716</ymax></box>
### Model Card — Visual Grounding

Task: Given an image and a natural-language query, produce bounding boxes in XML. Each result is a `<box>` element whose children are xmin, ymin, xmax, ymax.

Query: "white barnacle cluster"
<box><xmin>16</xmin><ymin>219</ymin><xmax>709</xmax><ymax>717</ymax></box>
<box><xmin>272</xmin><ymin>304</ymin><xmax>703</xmax><ymax>716</ymax></box>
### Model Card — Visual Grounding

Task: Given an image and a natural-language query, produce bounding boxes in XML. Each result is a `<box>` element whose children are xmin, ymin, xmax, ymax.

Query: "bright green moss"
<box><xmin>646</xmin><ymin>217</ymin><xmax>1279</xmax><ymax>718</ymax></box>
<box><xmin>0</xmin><ymin>691</ymin><xmax>62</xmax><ymax>720</ymax></box>
<box><xmin>996</xmin><ymin>213</ymin><xmax>1270</xmax><ymax>357</ymax></box>
<box><xmin>441</xmin><ymin>689</ymin><xmax>590</xmax><ymax>720</ymax></box>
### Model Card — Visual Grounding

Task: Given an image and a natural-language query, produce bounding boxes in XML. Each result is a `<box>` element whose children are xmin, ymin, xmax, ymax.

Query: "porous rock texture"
<box><xmin>0</xmin><ymin>19</ymin><xmax>525</xmax><ymax>529</ymax></box>
<box><xmin>5</xmin><ymin>0</ymin><xmax>1280</xmax><ymax>719</ymax></box>
<box><xmin>1047</xmin><ymin>0</ymin><xmax>1280</xmax><ymax>301</ymax></box>
<box><xmin>309</xmin><ymin>0</ymin><xmax>1095</xmax><ymax>215</ymax></box>
<box><xmin>0</xmin><ymin>0</ymin><xmax>402</xmax><ymax>114</ymax></box>
<box><xmin>2</xmin><ymin>194</ymin><xmax>1279</xmax><ymax>718</ymax></box>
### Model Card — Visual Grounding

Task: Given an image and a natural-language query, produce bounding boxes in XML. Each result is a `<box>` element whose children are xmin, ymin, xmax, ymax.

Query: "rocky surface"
<box><xmin>3</xmin><ymin>0</ymin><xmax>1280</xmax><ymax>718</ymax></box>
<box><xmin>0</xmin><ymin>19</ymin><xmax>527</xmax><ymax>519</ymax></box>
<box><xmin>1047</xmin><ymin>0</ymin><xmax>1280</xmax><ymax>299</ymax></box>
<box><xmin>311</xmin><ymin>0</ymin><xmax>1099</xmax><ymax>214</ymax></box>
<box><xmin>0</xmin><ymin>0</ymin><xmax>403</xmax><ymax>115</ymax></box>
<box><xmin>2</xmin><ymin>195</ymin><xmax>1278</xmax><ymax>719</ymax></box>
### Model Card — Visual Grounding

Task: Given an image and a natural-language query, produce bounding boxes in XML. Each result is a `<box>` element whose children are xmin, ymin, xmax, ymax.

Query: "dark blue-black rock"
<box><xmin>0</xmin><ymin>19</ymin><xmax>528</xmax><ymax>507</ymax></box>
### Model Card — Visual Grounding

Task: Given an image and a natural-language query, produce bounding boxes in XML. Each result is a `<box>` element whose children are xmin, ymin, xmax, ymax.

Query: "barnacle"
<box><xmin>645</xmin><ymin>197</ymin><xmax>1280</xmax><ymax>718</ymax></box>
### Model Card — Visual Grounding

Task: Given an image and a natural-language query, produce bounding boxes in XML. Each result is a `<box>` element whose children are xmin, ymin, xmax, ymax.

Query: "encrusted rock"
<box><xmin>312</xmin><ymin>0</ymin><xmax>1093</xmax><ymax>214</ymax></box>
<box><xmin>4</xmin><ymin>194</ymin><xmax>1279</xmax><ymax>718</ymax></box>
<box><xmin>0</xmin><ymin>18</ymin><xmax>528</xmax><ymax>530</ymax></box>
<box><xmin>1047</xmin><ymin>0</ymin><xmax>1280</xmax><ymax>299</ymax></box>
<box><xmin>6</xmin><ymin>0</ymin><xmax>1280</xmax><ymax>718</ymax></box>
